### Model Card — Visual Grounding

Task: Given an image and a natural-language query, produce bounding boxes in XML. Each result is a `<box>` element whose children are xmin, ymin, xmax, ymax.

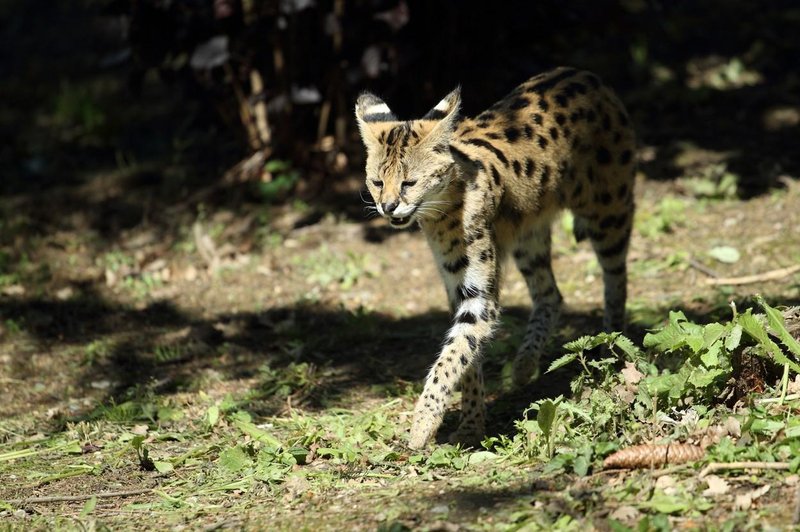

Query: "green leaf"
<box><xmin>645</xmin><ymin>372</ymin><xmax>683</xmax><ymax>394</ymax></box>
<box><xmin>558</xmin><ymin>401</ymin><xmax>593</xmax><ymax>423</ymax></box>
<box><xmin>790</xmin><ymin>455</ymin><xmax>800</xmax><ymax>473</ymax></box>
<box><xmin>153</xmin><ymin>460</ymin><xmax>174</xmax><ymax>473</ymax></box>
<box><xmin>700</xmin><ymin>341</ymin><xmax>721</xmax><ymax>367</ymax></box>
<box><xmin>643</xmin><ymin>311</ymin><xmax>697</xmax><ymax>352</ymax></box>
<box><xmin>564</xmin><ymin>335</ymin><xmax>598</xmax><ymax>353</ymax></box>
<box><xmin>726</xmin><ymin>324</ymin><xmax>742</xmax><ymax>351</ymax></box>
<box><xmin>687</xmin><ymin>367</ymin><xmax>725</xmax><ymax>388</ymax></box>
<box><xmin>608</xmin><ymin>520</ymin><xmax>633</xmax><ymax>532</ymax></box>
<box><xmin>206</xmin><ymin>405</ymin><xmax>220</xmax><ymax>427</ymax></box>
<box><xmin>467</xmin><ymin>451</ymin><xmax>498</xmax><ymax>465</ymax></box>
<box><xmin>738</xmin><ymin>311</ymin><xmax>800</xmax><ymax>374</ymax></box>
<box><xmin>572</xmin><ymin>453</ymin><xmax>591</xmax><ymax>476</ymax></box>
<box><xmin>219</xmin><ymin>446</ymin><xmax>252</xmax><ymax>473</ymax></box>
<box><xmin>230</xmin><ymin>412</ymin><xmax>282</xmax><ymax>449</ymax></box>
<box><xmin>593</xmin><ymin>441</ymin><xmax>619</xmax><ymax>457</ymax></box>
<box><xmin>784</xmin><ymin>424</ymin><xmax>800</xmax><ymax>439</ymax></box>
<box><xmin>685</xmin><ymin>333</ymin><xmax>705</xmax><ymax>353</ymax></box>
<box><xmin>749</xmin><ymin>418</ymin><xmax>785</xmax><ymax>435</ymax></box>
<box><xmin>702</xmin><ymin>323</ymin><xmax>726</xmax><ymax>349</ymax></box>
<box><xmin>264</xmin><ymin>159</ymin><xmax>291</xmax><ymax>173</ymax></box>
<box><xmin>62</xmin><ymin>441</ymin><xmax>83</xmax><ymax>455</ymax></box>
<box><xmin>613</xmin><ymin>334</ymin><xmax>641</xmax><ymax>359</ymax></box>
<box><xmin>451</xmin><ymin>456</ymin><xmax>466</xmax><ymax>470</ymax></box>
<box><xmin>708</xmin><ymin>246</ymin><xmax>740</xmax><ymax>264</ymax></box>
<box><xmin>758</xmin><ymin>296</ymin><xmax>800</xmax><ymax>360</ymax></box>
<box><xmin>427</xmin><ymin>446</ymin><xmax>459</xmax><ymax>468</ymax></box>
<box><xmin>643</xmin><ymin>490</ymin><xmax>690</xmax><ymax>514</ymax></box>
<box><xmin>157</xmin><ymin>406</ymin><xmax>184</xmax><ymax>422</ymax></box>
<box><xmin>537</xmin><ymin>400</ymin><xmax>557</xmax><ymax>438</ymax></box>
<box><xmin>546</xmin><ymin>352</ymin><xmax>579</xmax><ymax>373</ymax></box>
<box><xmin>131</xmin><ymin>435</ymin><xmax>145</xmax><ymax>451</ymax></box>
<box><xmin>79</xmin><ymin>496</ymin><xmax>97</xmax><ymax>518</ymax></box>
<box><xmin>288</xmin><ymin>446</ymin><xmax>309</xmax><ymax>465</ymax></box>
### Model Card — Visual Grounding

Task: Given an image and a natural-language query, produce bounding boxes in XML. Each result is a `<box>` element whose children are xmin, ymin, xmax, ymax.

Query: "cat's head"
<box><xmin>355</xmin><ymin>88</ymin><xmax>461</xmax><ymax>228</ymax></box>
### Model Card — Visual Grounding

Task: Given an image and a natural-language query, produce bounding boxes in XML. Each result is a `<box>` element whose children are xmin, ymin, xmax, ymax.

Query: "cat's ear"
<box><xmin>420</xmin><ymin>87</ymin><xmax>461</xmax><ymax>142</ymax></box>
<box><xmin>422</xmin><ymin>87</ymin><xmax>461</xmax><ymax>122</ymax></box>
<box><xmin>355</xmin><ymin>93</ymin><xmax>397</xmax><ymax>146</ymax></box>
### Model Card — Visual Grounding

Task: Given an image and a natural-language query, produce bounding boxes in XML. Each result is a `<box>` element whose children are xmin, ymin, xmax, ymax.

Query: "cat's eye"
<box><xmin>401</xmin><ymin>180</ymin><xmax>417</xmax><ymax>191</ymax></box>
<box><xmin>371</xmin><ymin>180</ymin><xmax>383</xmax><ymax>188</ymax></box>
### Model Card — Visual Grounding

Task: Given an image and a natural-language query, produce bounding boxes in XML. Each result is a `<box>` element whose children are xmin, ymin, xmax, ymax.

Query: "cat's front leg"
<box><xmin>409</xmin><ymin>225</ymin><xmax>500</xmax><ymax>449</ymax></box>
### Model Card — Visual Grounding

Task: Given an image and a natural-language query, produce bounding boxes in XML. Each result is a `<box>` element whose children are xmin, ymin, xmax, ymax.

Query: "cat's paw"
<box><xmin>409</xmin><ymin>403</ymin><xmax>444</xmax><ymax>449</ymax></box>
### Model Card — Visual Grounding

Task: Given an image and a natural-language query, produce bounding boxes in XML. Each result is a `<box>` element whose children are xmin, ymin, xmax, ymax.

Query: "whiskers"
<box><xmin>360</xmin><ymin>188</ymin><xmax>380</xmax><ymax>219</ymax></box>
<box><xmin>415</xmin><ymin>199</ymin><xmax>451</xmax><ymax>221</ymax></box>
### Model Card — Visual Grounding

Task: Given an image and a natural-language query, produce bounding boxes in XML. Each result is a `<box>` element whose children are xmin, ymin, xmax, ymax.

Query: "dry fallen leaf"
<box><xmin>621</xmin><ymin>361</ymin><xmax>644</xmax><ymax>385</ymax></box>
<box><xmin>702</xmin><ymin>475</ymin><xmax>730</xmax><ymax>496</ymax></box>
<box><xmin>734</xmin><ymin>485</ymin><xmax>770</xmax><ymax>511</ymax></box>
<box><xmin>724</xmin><ymin>416</ymin><xmax>742</xmax><ymax>438</ymax></box>
<box><xmin>788</xmin><ymin>375</ymin><xmax>800</xmax><ymax>395</ymax></box>
<box><xmin>655</xmin><ymin>475</ymin><xmax>676</xmax><ymax>490</ymax></box>
<box><xmin>609</xmin><ymin>505</ymin><xmax>639</xmax><ymax>522</ymax></box>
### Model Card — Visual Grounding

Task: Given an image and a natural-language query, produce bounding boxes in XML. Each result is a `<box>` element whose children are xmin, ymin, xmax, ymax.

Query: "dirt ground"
<box><xmin>1</xmin><ymin>158</ymin><xmax>800</xmax><ymax>529</ymax></box>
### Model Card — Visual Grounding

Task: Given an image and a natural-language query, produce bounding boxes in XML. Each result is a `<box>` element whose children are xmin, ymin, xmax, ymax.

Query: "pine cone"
<box><xmin>603</xmin><ymin>443</ymin><xmax>705</xmax><ymax>469</ymax></box>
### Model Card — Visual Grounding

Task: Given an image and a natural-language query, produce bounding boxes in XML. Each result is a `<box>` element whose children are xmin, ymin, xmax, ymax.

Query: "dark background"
<box><xmin>1</xmin><ymin>0</ymin><xmax>799</xmax><ymax>223</ymax></box>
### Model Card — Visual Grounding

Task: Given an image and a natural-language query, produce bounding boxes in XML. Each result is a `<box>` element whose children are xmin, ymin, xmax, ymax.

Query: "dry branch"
<box><xmin>4</xmin><ymin>488</ymin><xmax>153</xmax><ymax>505</ymax></box>
<box><xmin>793</xmin><ymin>482</ymin><xmax>800</xmax><ymax>525</ymax></box>
<box><xmin>699</xmin><ymin>461</ymin><xmax>791</xmax><ymax>478</ymax></box>
<box><xmin>688</xmin><ymin>258</ymin><xmax>720</xmax><ymax>278</ymax></box>
<box><xmin>603</xmin><ymin>443</ymin><xmax>704</xmax><ymax>470</ymax></box>
<box><xmin>705</xmin><ymin>265</ymin><xmax>800</xmax><ymax>286</ymax></box>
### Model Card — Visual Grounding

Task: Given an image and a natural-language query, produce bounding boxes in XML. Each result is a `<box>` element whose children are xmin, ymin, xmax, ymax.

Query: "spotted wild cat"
<box><xmin>355</xmin><ymin>67</ymin><xmax>636</xmax><ymax>449</ymax></box>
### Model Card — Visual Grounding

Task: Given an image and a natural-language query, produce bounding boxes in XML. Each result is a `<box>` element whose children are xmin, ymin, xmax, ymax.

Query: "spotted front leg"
<box><xmin>409</xmin><ymin>290</ymin><xmax>499</xmax><ymax>449</ymax></box>
<box><xmin>410</xmin><ymin>194</ymin><xmax>500</xmax><ymax>449</ymax></box>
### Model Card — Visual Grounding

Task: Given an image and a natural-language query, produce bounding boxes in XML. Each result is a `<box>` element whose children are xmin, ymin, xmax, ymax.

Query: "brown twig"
<box><xmin>4</xmin><ymin>488</ymin><xmax>153</xmax><ymax>505</ymax></box>
<box><xmin>688</xmin><ymin>258</ymin><xmax>720</xmax><ymax>278</ymax></box>
<box><xmin>699</xmin><ymin>461</ymin><xmax>791</xmax><ymax>478</ymax></box>
<box><xmin>705</xmin><ymin>265</ymin><xmax>800</xmax><ymax>286</ymax></box>
<box><xmin>793</xmin><ymin>482</ymin><xmax>800</xmax><ymax>525</ymax></box>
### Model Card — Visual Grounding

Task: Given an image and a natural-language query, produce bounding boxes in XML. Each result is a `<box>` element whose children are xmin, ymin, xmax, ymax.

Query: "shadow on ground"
<box><xmin>3</xmin><ymin>285</ymin><xmax>796</xmax><ymax>441</ymax></box>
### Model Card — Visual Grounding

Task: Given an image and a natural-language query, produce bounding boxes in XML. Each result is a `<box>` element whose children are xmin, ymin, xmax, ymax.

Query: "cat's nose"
<box><xmin>382</xmin><ymin>200</ymin><xmax>399</xmax><ymax>214</ymax></box>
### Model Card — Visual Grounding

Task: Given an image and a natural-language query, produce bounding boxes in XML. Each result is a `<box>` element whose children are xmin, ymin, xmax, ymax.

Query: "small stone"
<box><xmin>90</xmin><ymin>380</ymin><xmax>111</xmax><ymax>390</ymax></box>
<box><xmin>431</xmin><ymin>504</ymin><xmax>449</xmax><ymax>515</ymax></box>
<box><xmin>56</xmin><ymin>287</ymin><xmax>74</xmax><ymax>300</ymax></box>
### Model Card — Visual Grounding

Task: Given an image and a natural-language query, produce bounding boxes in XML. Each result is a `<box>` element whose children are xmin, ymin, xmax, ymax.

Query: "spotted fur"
<box><xmin>355</xmin><ymin>67</ymin><xmax>636</xmax><ymax>449</ymax></box>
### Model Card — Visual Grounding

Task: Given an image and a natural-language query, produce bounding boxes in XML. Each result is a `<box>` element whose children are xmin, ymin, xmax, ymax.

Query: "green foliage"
<box><xmin>410</xmin><ymin>444</ymin><xmax>467</xmax><ymax>471</ymax></box>
<box><xmin>154</xmin><ymin>344</ymin><xmax>184</xmax><ymax>364</ymax></box>
<box><xmin>258</xmin><ymin>361</ymin><xmax>316</xmax><ymax>398</ymax></box>
<box><xmin>258</xmin><ymin>160</ymin><xmax>300</xmax><ymax>203</ymax></box>
<box><xmin>708</xmin><ymin>245</ymin><xmax>740</xmax><ymax>264</ymax></box>
<box><xmin>683</xmin><ymin>163</ymin><xmax>739</xmax><ymax>200</ymax></box>
<box><xmin>501</xmin><ymin>298</ymin><xmax>800</xmax><ymax>483</ymax></box>
<box><xmin>298</xmin><ymin>247</ymin><xmax>377</xmax><ymax>290</ymax></box>
<box><xmin>0</xmin><ymin>250</ymin><xmax>19</xmax><ymax>288</ymax></box>
<box><xmin>131</xmin><ymin>435</ymin><xmax>155</xmax><ymax>471</ymax></box>
<box><xmin>83</xmin><ymin>339</ymin><xmax>112</xmax><ymax>366</ymax></box>
<box><xmin>636</xmin><ymin>196</ymin><xmax>688</xmax><ymax>238</ymax></box>
<box><xmin>52</xmin><ymin>81</ymin><xmax>106</xmax><ymax>136</ymax></box>
<box><xmin>6</xmin><ymin>297</ymin><xmax>799</xmax><ymax>527</ymax></box>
